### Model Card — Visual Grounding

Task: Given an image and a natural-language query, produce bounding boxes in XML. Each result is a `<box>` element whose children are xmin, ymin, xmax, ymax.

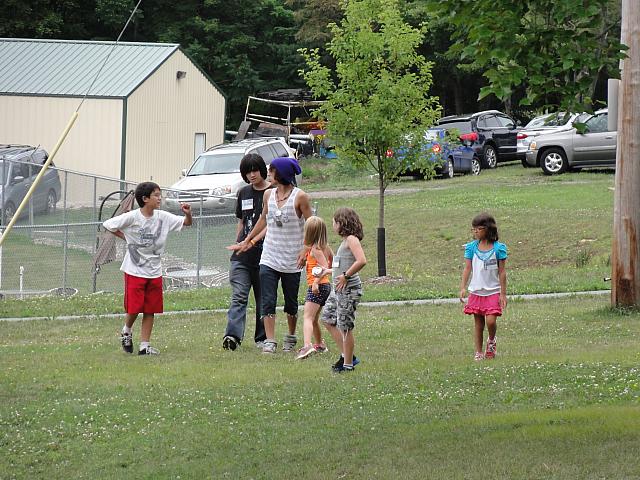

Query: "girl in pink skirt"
<box><xmin>459</xmin><ymin>213</ymin><xmax>508</xmax><ymax>361</ymax></box>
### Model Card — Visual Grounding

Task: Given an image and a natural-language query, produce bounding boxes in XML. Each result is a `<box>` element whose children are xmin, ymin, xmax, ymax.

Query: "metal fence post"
<box><xmin>196</xmin><ymin>197</ymin><xmax>203</xmax><ymax>286</ymax></box>
<box><xmin>62</xmin><ymin>223</ymin><xmax>69</xmax><ymax>290</ymax></box>
<box><xmin>62</xmin><ymin>171</ymin><xmax>68</xmax><ymax>289</ymax></box>
<box><xmin>92</xmin><ymin>176</ymin><xmax>97</xmax><ymax>223</ymax></box>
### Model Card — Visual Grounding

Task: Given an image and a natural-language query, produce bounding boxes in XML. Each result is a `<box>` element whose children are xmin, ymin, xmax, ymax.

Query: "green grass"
<box><xmin>0</xmin><ymin>163</ymin><xmax>615</xmax><ymax>317</ymax></box>
<box><xmin>1</xmin><ymin>295</ymin><xmax>639</xmax><ymax>478</ymax></box>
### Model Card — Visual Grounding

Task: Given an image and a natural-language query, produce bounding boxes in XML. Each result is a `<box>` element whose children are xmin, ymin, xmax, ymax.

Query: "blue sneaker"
<box><xmin>331</xmin><ymin>355</ymin><xmax>360</xmax><ymax>373</ymax></box>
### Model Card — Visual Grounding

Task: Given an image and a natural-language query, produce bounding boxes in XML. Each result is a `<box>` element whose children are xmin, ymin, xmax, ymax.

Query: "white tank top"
<box><xmin>260</xmin><ymin>188</ymin><xmax>305</xmax><ymax>273</ymax></box>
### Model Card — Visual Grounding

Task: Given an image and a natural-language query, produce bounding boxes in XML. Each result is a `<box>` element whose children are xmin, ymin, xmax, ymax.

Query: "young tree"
<box><xmin>300</xmin><ymin>0</ymin><xmax>441</xmax><ymax>277</ymax></box>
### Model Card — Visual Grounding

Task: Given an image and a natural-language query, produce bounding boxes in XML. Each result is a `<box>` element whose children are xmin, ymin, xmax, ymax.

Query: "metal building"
<box><xmin>0</xmin><ymin>38</ymin><xmax>226</xmax><ymax>188</ymax></box>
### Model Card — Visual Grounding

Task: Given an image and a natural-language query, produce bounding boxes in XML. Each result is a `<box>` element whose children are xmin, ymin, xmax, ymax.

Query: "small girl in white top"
<box><xmin>459</xmin><ymin>213</ymin><xmax>507</xmax><ymax>361</ymax></box>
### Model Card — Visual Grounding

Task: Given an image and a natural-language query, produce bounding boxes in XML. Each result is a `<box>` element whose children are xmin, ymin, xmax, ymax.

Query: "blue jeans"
<box><xmin>225</xmin><ymin>260</ymin><xmax>266</xmax><ymax>343</ymax></box>
<box><xmin>259</xmin><ymin>264</ymin><xmax>301</xmax><ymax>317</ymax></box>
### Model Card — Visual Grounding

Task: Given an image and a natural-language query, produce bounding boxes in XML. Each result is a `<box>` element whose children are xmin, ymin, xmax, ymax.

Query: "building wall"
<box><xmin>125</xmin><ymin>50</ymin><xmax>225</xmax><ymax>187</ymax></box>
<box><xmin>0</xmin><ymin>95</ymin><xmax>123</xmax><ymax>204</ymax></box>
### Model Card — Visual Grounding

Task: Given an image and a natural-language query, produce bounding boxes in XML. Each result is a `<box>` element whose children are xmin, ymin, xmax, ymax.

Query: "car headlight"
<box><xmin>211</xmin><ymin>186</ymin><xmax>232</xmax><ymax>196</ymax></box>
<box><xmin>529</xmin><ymin>141</ymin><xmax>537</xmax><ymax>151</ymax></box>
<box><xmin>166</xmin><ymin>190</ymin><xmax>178</xmax><ymax>199</ymax></box>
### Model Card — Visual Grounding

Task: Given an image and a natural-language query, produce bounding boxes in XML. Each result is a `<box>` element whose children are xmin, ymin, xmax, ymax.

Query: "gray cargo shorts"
<box><xmin>321</xmin><ymin>285</ymin><xmax>363</xmax><ymax>332</ymax></box>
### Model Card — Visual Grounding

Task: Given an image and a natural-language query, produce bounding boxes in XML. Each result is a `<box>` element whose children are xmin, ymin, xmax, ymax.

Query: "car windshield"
<box><xmin>188</xmin><ymin>152</ymin><xmax>243</xmax><ymax>175</ymax></box>
<box><xmin>525</xmin><ymin>112</ymin><xmax>574</xmax><ymax>129</ymax></box>
<box><xmin>438</xmin><ymin>121</ymin><xmax>473</xmax><ymax>134</ymax></box>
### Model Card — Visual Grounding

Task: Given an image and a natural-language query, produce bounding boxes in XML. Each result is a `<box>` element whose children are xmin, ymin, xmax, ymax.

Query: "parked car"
<box><xmin>400</xmin><ymin>128</ymin><xmax>481</xmax><ymax>178</ymax></box>
<box><xmin>437</xmin><ymin>110</ymin><xmax>522</xmax><ymax>169</ymax></box>
<box><xmin>517</xmin><ymin>112</ymin><xmax>590</xmax><ymax>166</ymax></box>
<box><xmin>0</xmin><ymin>145</ymin><xmax>61</xmax><ymax>224</ymax></box>
<box><xmin>165</xmin><ymin>137</ymin><xmax>297</xmax><ymax>213</ymax></box>
<box><xmin>525</xmin><ymin>109</ymin><xmax>616</xmax><ymax>175</ymax></box>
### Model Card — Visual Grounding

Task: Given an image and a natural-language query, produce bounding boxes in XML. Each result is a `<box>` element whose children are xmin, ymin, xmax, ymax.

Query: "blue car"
<box><xmin>401</xmin><ymin>128</ymin><xmax>481</xmax><ymax>179</ymax></box>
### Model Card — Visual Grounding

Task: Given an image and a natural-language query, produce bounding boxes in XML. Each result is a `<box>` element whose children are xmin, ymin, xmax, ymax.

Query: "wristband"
<box><xmin>343</xmin><ymin>271</ymin><xmax>351</xmax><ymax>280</ymax></box>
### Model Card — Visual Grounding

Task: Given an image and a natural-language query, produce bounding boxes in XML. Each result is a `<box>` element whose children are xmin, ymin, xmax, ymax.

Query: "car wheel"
<box><xmin>442</xmin><ymin>158</ymin><xmax>454</xmax><ymax>179</ymax></box>
<box><xmin>483</xmin><ymin>145</ymin><xmax>498</xmax><ymax>169</ymax></box>
<box><xmin>471</xmin><ymin>156</ymin><xmax>481</xmax><ymax>175</ymax></box>
<box><xmin>540</xmin><ymin>147</ymin><xmax>568</xmax><ymax>175</ymax></box>
<box><xmin>3</xmin><ymin>201</ymin><xmax>16</xmax><ymax>225</ymax></box>
<box><xmin>45</xmin><ymin>190</ymin><xmax>57</xmax><ymax>214</ymax></box>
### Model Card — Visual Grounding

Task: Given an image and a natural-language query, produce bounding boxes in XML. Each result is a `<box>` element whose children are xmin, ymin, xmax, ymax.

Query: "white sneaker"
<box><xmin>138</xmin><ymin>346</ymin><xmax>160</xmax><ymax>355</ymax></box>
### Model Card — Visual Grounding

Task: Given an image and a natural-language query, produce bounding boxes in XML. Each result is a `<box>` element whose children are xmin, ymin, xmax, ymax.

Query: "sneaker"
<box><xmin>255</xmin><ymin>341</ymin><xmax>266</xmax><ymax>349</ymax></box>
<box><xmin>282</xmin><ymin>334</ymin><xmax>297</xmax><ymax>352</ymax></box>
<box><xmin>120</xmin><ymin>332</ymin><xmax>133</xmax><ymax>354</ymax></box>
<box><xmin>474</xmin><ymin>352</ymin><xmax>484</xmax><ymax>361</ymax></box>
<box><xmin>331</xmin><ymin>355</ymin><xmax>344</xmax><ymax>370</ymax></box>
<box><xmin>296</xmin><ymin>344</ymin><xmax>316</xmax><ymax>360</ymax></box>
<box><xmin>222</xmin><ymin>335</ymin><xmax>238</xmax><ymax>351</ymax></box>
<box><xmin>138</xmin><ymin>346</ymin><xmax>160</xmax><ymax>355</ymax></box>
<box><xmin>313</xmin><ymin>342</ymin><xmax>329</xmax><ymax>353</ymax></box>
<box><xmin>485</xmin><ymin>337</ymin><xmax>497</xmax><ymax>359</ymax></box>
<box><xmin>331</xmin><ymin>355</ymin><xmax>360</xmax><ymax>370</ymax></box>
<box><xmin>262</xmin><ymin>340</ymin><xmax>277</xmax><ymax>354</ymax></box>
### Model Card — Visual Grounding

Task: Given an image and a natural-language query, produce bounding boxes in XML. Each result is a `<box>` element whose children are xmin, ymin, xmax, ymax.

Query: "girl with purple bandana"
<box><xmin>240</xmin><ymin>157</ymin><xmax>314</xmax><ymax>354</ymax></box>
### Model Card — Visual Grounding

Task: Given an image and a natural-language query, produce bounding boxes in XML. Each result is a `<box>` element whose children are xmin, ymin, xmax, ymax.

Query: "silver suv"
<box><xmin>525</xmin><ymin>109</ymin><xmax>616</xmax><ymax>175</ymax></box>
<box><xmin>165</xmin><ymin>137</ymin><xmax>296</xmax><ymax>213</ymax></box>
<box><xmin>0</xmin><ymin>145</ymin><xmax>61</xmax><ymax>224</ymax></box>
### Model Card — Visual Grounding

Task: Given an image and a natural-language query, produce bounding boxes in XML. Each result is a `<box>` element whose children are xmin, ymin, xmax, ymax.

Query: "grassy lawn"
<box><xmin>1</xmin><ymin>163</ymin><xmax>616</xmax><ymax>318</ymax></box>
<box><xmin>1</xmin><ymin>295</ymin><xmax>639</xmax><ymax>478</ymax></box>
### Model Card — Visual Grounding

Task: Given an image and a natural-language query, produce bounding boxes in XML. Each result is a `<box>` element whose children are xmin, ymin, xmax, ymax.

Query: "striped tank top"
<box><xmin>260</xmin><ymin>187</ymin><xmax>305</xmax><ymax>273</ymax></box>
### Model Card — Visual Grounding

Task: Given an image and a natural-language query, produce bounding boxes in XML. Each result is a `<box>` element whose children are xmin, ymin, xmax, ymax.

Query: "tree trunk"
<box><xmin>377</xmin><ymin>154</ymin><xmax>387</xmax><ymax>277</ymax></box>
<box><xmin>453</xmin><ymin>76</ymin><xmax>465</xmax><ymax>115</ymax></box>
<box><xmin>612</xmin><ymin>0</ymin><xmax>640</xmax><ymax>306</ymax></box>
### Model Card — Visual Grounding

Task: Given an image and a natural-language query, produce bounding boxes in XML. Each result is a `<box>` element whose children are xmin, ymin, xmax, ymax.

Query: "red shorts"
<box><xmin>124</xmin><ymin>273</ymin><xmax>163</xmax><ymax>314</ymax></box>
<box><xmin>463</xmin><ymin>292</ymin><xmax>502</xmax><ymax>316</ymax></box>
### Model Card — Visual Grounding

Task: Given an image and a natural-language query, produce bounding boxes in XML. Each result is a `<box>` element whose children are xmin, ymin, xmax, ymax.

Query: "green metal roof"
<box><xmin>0</xmin><ymin>38</ymin><xmax>180</xmax><ymax>98</ymax></box>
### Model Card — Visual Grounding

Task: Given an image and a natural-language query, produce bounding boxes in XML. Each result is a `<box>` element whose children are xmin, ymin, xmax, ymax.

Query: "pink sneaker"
<box><xmin>485</xmin><ymin>337</ymin><xmax>497</xmax><ymax>359</ymax></box>
<box><xmin>296</xmin><ymin>344</ymin><xmax>316</xmax><ymax>360</ymax></box>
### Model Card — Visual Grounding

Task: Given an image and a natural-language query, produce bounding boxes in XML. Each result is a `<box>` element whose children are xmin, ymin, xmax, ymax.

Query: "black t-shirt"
<box><xmin>231</xmin><ymin>183</ymin><xmax>271</xmax><ymax>266</ymax></box>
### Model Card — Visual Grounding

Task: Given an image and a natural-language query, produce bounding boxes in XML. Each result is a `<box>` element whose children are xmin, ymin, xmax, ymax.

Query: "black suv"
<box><xmin>0</xmin><ymin>145</ymin><xmax>61</xmax><ymax>224</ymax></box>
<box><xmin>437</xmin><ymin>110</ymin><xmax>521</xmax><ymax>168</ymax></box>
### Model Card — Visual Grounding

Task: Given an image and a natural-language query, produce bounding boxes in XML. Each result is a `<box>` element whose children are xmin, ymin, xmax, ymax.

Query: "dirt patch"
<box><xmin>365</xmin><ymin>275</ymin><xmax>405</xmax><ymax>285</ymax></box>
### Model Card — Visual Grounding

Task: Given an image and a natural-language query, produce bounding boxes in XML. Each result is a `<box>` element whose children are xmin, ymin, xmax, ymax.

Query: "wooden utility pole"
<box><xmin>612</xmin><ymin>0</ymin><xmax>640</xmax><ymax>306</ymax></box>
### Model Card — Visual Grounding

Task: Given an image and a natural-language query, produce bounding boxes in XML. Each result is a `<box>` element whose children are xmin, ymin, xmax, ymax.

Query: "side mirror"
<box><xmin>10</xmin><ymin>175</ymin><xmax>24</xmax><ymax>185</ymax></box>
<box><xmin>181</xmin><ymin>168</ymin><xmax>188</xmax><ymax>177</ymax></box>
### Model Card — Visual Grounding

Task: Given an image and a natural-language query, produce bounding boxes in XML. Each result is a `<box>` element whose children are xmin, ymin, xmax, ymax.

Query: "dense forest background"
<box><xmin>0</xmin><ymin>0</ymin><xmax>620</xmax><ymax>126</ymax></box>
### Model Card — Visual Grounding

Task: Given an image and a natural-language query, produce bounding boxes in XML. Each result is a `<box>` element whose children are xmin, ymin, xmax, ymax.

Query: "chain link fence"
<box><xmin>0</xmin><ymin>164</ymin><xmax>239</xmax><ymax>298</ymax></box>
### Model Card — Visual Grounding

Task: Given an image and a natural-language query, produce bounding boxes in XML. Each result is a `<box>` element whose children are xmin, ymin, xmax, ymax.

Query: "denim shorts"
<box><xmin>321</xmin><ymin>285</ymin><xmax>363</xmax><ymax>331</ymax></box>
<box><xmin>259</xmin><ymin>264</ymin><xmax>302</xmax><ymax>317</ymax></box>
<box><xmin>305</xmin><ymin>283</ymin><xmax>331</xmax><ymax>306</ymax></box>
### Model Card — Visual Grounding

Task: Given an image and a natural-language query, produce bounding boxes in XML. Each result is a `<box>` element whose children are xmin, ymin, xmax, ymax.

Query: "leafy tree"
<box><xmin>429</xmin><ymin>0</ymin><xmax>625</xmax><ymax>113</ymax></box>
<box><xmin>137</xmin><ymin>0</ymin><xmax>305</xmax><ymax>127</ymax></box>
<box><xmin>285</xmin><ymin>0</ymin><xmax>342</xmax><ymax>47</ymax></box>
<box><xmin>300</xmin><ymin>0</ymin><xmax>441</xmax><ymax>277</ymax></box>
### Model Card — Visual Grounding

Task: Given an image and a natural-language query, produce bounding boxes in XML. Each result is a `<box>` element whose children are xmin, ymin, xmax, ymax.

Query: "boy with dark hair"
<box><xmin>103</xmin><ymin>182</ymin><xmax>192</xmax><ymax>355</ymax></box>
<box><xmin>223</xmin><ymin>154</ymin><xmax>270</xmax><ymax>350</ymax></box>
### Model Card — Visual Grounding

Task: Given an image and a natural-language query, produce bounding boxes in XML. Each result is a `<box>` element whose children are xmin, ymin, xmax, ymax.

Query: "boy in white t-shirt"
<box><xmin>103</xmin><ymin>182</ymin><xmax>192</xmax><ymax>355</ymax></box>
